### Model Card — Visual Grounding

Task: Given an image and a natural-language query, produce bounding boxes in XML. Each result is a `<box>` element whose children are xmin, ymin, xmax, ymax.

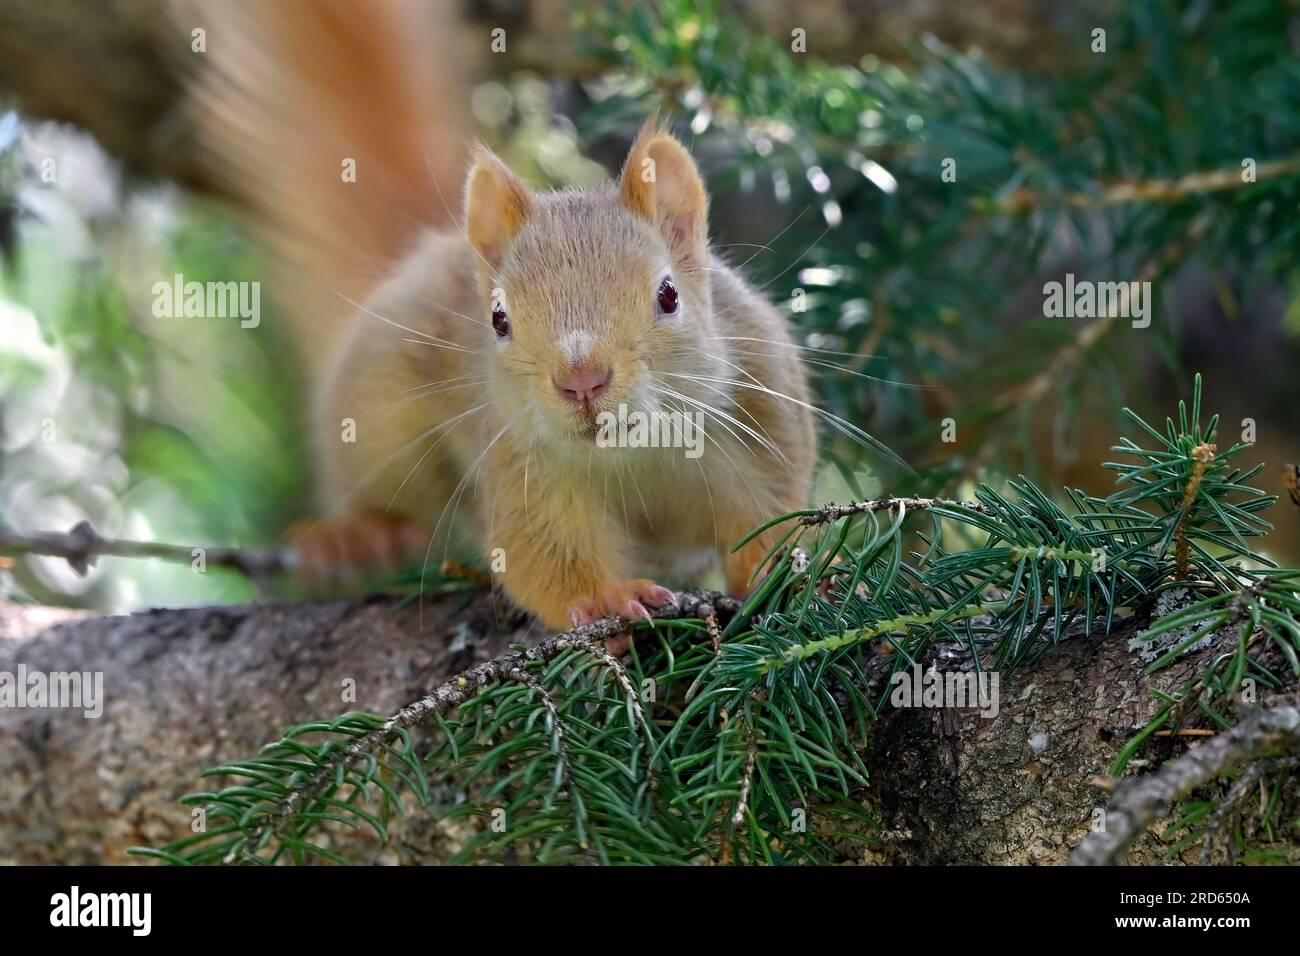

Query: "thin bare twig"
<box><xmin>0</xmin><ymin>520</ymin><xmax>290</xmax><ymax>581</ymax></box>
<box><xmin>1198</xmin><ymin>755</ymin><xmax>1299</xmax><ymax>864</ymax></box>
<box><xmin>1071</xmin><ymin>703</ymin><xmax>1300</xmax><ymax>865</ymax></box>
<box><xmin>993</xmin><ymin>156</ymin><xmax>1300</xmax><ymax>214</ymax></box>
<box><xmin>799</xmin><ymin>497</ymin><xmax>995</xmax><ymax>526</ymax></box>
<box><xmin>1196</xmin><ymin>763</ymin><xmax>1264</xmax><ymax>865</ymax></box>
<box><xmin>702</xmin><ymin>604</ymin><xmax>723</xmax><ymax>655</ymax></box>
<box><xmin>507</xmin><ymin>666</ymin><xmax>583</xmax><ymax>838</ymax></box>
<box><xmin>731</xmin><ymin>693</ymin><xmax>765</xmax><ymax>826</ymax></box>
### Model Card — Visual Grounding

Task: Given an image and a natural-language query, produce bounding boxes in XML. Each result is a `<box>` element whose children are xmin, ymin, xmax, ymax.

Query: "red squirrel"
<box><xmin>182</xmin><ymin>0</ymin><xmax>815</xmax><ymax>629</ymax></box>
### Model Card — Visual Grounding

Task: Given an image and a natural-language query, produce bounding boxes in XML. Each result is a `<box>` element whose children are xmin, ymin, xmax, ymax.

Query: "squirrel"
<box><xmin>180</xmin><ymin>1</ymin><xmax>815</xmax><ymax>630</ymax></box>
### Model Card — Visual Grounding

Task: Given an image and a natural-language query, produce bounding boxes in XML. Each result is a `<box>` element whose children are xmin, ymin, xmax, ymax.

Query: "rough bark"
<box><xmin>3</xmin><ymin>590</ymin><xmax>1295</xmax><ymax>865</ymax></box>
<box><xmin>863</xmin><ymin>627</ymin><xmax>1297</xmax><ymax>865</ymax></box>
<box><xmin>0</xmin><ymin>591</ymin><xmax>532</xmax><ymax>864</ymax></box>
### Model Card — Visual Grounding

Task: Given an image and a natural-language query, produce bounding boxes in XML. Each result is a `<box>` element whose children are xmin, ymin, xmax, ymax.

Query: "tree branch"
<box><xmin>798</xmin><ymin>497</ymin><xmax>996</xmax><ymax>526</ymax></box>
<box><xmin>992</xmin><ymin>156</ymin><xmax>1300</xmax><ymax>213</ymax></box>
<box><xmin>1070</xmin><ymin>702</ymin><xmax>1300</xmax><ymax>866</ymax></box>
<box><xmin>245</xmin><ymin>588</ymin><xmax>739</xmax><ymax>862</ymax></box>
<box><xmin>0</xmin><ymin>520</ymin><xmax>289</xmax><ymax>583</ymax></box>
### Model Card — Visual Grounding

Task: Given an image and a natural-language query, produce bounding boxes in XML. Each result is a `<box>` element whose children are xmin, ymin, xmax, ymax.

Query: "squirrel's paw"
<box><xmin>565</xmin><ymin>579</ymin><xmax>677</xmax><ymax>657</ymax></box>
<box><xmin>290</xmin><ymin>513</ymin><xmax>430</xmax><ymax>585</ymax></box>
<box><xmin>566</xmin><ymin>578</ymin><xmax>677</xmax><ymax>627</ymax></box>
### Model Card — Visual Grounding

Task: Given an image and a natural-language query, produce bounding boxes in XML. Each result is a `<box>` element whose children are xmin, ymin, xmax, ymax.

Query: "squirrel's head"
<box><xmin>464</xmin><ymin>120</ymin><xmax>726</xmax><ymax>448</ymax></box>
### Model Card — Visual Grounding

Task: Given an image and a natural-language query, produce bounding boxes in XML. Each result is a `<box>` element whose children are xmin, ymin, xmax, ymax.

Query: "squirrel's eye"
<box><xmin>656</xmin><ymin>277</ymin><xmax>679</xmax><ymax>316</ymax></box>
<box><xmin>491</xmin><ymin>303</ymin><xmax>510</xmax><ymax>338</ymax></box>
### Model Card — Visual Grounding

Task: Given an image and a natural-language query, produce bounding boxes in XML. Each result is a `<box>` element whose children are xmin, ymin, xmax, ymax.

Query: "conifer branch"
<box><xmin>994</xmin><ymin>156</ymin><xmax>1300</xmax><ymax>213</ymax></box>
<box><xmin>236</xmin><ymin>589</ymin><xmax>735</xmax><ymax>862</ymax></box>
<box><xmin>1071</xmin><ymin>704</ymin><xmax>1300</xmax><ymax>866</ymax></box>
<box><xmin>756</xmin><ymin>602</ymin><xmax>998</xmax><ymax>674</ymax></box>
<box><xmin>992</xmin><ymin>213</ymin><xmax>1212</xmax><ymax>415</ymax></box>
<box><xmin>1173</xmin><ymin>442</ymin><xmax>1217</xmax><ymax>576</ymax></box>
<box><xmin>798</xmin><ymin>497</ymin><xmax>995</xmax><ymax>526</ymax></box>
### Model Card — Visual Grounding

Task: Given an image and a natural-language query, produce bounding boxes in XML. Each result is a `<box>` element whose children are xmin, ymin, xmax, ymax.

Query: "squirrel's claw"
<box><xmin>564</xmin><ymin>579</ymin><xmax>677</xmax><ymax>654</ymax></box>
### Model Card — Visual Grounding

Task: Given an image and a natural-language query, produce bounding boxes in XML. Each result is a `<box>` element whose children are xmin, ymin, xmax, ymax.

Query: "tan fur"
<box><xmin>321</xmin><ymin>124</ymin><xmax>816</xmax><ymax>627</ymax></box>
<box><xmin>179</xmin><ymin>3</ymin><xmax>813</xmax><ymax>626</ymax></box>
<box><xmin>619</xmin><ymin>119</ymin><xmax>709</xmax><ymax>266</ymax></box>
<box><xmin>177</xmin><ymin>0</ymin><xmax>465</xmax><ymax>380</ymax></box>
<box><xmin>465</xmin><ymin>144</ymin><xmax>535</xmax><ymax>271</ymax></box>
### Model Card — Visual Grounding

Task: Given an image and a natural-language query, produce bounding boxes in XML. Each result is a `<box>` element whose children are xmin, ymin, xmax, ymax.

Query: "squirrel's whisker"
<box><xmin>420</xmin><ymin>406</ymin><xmax>527</xmax><ymax>619</ymax></box>
<box><xmin>753</xmin><ymin>223</ymin><xmax>832</xmax><ymax>294</ymax></box>
<box><xmin>723</xmin><ymin>348</ymin><xmax>926</xmax><ymax>388</ymax></box>
<box><xmin>401</xmin><ymin>375</ymin><xmax>490</xmax><ymax>395</ymax></box>
<box><xmin>710</xmin><ymin>334</ymin><xmax>888</xmax><ymax>361</ymax></box>
<box><xmin>651</xmin><ymin>353</ymin><xmax>796</xmax><ymax>468</ymax></box>
<box><xmin>660</xmin><ymin>370</ymin><xmax>910</xmax><ymax>472</ymax></box>
<box><xmin>649</xmin><ymin>386</ymin><xmax>767</xmax><ymax>517</ymax></box>
<box><xmin>418</xmin><ymin>293</ymin><xmax>489</xmax><ymax>329</ymax></box>
<box><xmin>387</xmin><ymin>398</ymin><xmax>495</xmax><ymax>512</ymax></box>
<box><xmin>647</xmin><ymin>380</ymin><xmax>791</xmax><ymax>470</ymax></box>
<box><xmin>303</xmin><ymin>393</ymin><xmax>498</xmax><ymax>535</ymax></box>
<box><xmin>401</xmin><ymin>337</ymin><xmax>476</xmax><ymax>354</ymax></box>
<box><xmin>331</xmin><ymin>287</ymin><xmax>474</xmax><ymax>353</ymax></box>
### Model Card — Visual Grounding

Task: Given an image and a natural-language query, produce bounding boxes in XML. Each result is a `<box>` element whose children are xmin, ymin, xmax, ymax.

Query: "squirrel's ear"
<box><xmin>619</xmin><ymin>120</ymin><xmax>709</xmax><ymax>267</ymax></box>
<box><xmin>464</xmin><ymin>145</ymin><xmax>534</xmax><ymax>269</ymax></box>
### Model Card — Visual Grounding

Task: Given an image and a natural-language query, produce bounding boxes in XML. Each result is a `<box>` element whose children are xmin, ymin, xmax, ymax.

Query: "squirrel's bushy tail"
<box><xmin>173</xmin><ymin>0</ymin><xmax>466</xmax><ymax>379</ymax></box>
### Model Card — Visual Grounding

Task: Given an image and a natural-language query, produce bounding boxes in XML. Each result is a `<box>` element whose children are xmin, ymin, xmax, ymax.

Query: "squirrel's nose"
<box><xmin>554</xmin><ymin>364</ymin><xmax>612</xmax><ymax>405</ymax></box>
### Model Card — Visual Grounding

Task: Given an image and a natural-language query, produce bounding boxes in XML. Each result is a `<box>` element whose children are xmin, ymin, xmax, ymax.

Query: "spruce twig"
<box><xmin>994</xmin><ymin>156</ymin><xmax>1300</xmax><ymax>213</ymax></box>
<box><xmin>1173</xmin><ymin>442</ymin><xmax>1217</xmax><ymax>576</ymax></box>
<box><xmin>798</xmin><ymin>497</ymin><xmax>996</xmax><ymax>526</ymax></box>
<box><xmin>141</xmin><ymin>377</ymin><xmax>1298</xmax><ymax>866</ymax></box>
<box><xmin>239</xmin><ymin>590</ymin><xmax>736</xmax><ymax>863</ymax></box>
<box><xmin>1072</xmin><ymin>704</ymin><xmax>1300</xmax><ymax>866</ymax></box>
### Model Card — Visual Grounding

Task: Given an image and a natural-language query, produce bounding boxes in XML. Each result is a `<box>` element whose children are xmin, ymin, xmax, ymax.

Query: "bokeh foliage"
<box><xmin>577</xmin><ymin>0</ymin><xmax>1300</xmax><ymax>490</ymax></box>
